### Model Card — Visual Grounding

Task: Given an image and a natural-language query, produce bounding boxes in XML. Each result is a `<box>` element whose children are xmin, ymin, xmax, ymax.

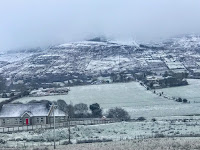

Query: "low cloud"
<box><xmin>0</xmin><ymin>0</ymin><xmax>200</xmax><ymax>51</ymax></box>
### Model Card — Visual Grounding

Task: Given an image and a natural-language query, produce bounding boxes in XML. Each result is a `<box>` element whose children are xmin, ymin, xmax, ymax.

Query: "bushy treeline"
<box><xmin>27</xmin><ymin>100</ymin><xmax>130</xmax><ymax>120</ymax></box>
<box><xmin>56</xmin><ymin>100</ymin><xmax>103</xmax><ymax>118</ymax></box>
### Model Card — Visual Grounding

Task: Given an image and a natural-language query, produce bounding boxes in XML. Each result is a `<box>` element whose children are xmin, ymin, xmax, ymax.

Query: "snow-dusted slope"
<box><xmin>164</xmin><ymin>34</ymin><xmax>200</xmax><ymax>50</ymax></box>
<box><xmin>0</xmin><ymin>40</ymin><xmax>142</xmax><ymax>82</ymax></box>
<box><xmin>0</xmin><ymin>35</ymin><xmax>200</xmax><ymax>87</ymax></box>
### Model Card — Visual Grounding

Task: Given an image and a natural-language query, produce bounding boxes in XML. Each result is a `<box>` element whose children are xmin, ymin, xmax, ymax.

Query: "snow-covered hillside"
<box><xmin>0</xmin><ymin>40</ymin><xmax>144</xmax><ymax>87</ymax></box>
<box><xmin>0</xmin><ymin>35</ymin><xmax>200</xmax><ymax>88</ymax></box>
<box><xmin>164</xmin><ymin>34</ymin><xmax>200</xmax><ymax>50</ymax></box>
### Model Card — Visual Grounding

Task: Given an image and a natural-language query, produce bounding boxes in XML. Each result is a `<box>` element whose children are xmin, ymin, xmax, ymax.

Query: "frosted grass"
<box><xmin>14</xmin><ymin>81</ymin><xmax>200</xmax><ymax>118</ymax></box>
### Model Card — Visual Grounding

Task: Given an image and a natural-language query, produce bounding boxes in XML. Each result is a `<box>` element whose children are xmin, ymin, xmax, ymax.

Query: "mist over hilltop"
<box><xmin>0</xmin><ymin>0</ymin><xmax>200</xmax><ymax>51</ymax></box>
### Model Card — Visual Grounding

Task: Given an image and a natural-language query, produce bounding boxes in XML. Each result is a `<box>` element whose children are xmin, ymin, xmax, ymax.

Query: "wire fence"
<box><xmin>0</xmin><ymin>118</ymin><xmax>119</xmax><ymax>133</ymax></box>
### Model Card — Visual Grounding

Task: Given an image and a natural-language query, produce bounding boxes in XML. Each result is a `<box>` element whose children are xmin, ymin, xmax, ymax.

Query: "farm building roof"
<box><xmin>0</xmin><ymin>103</ymin><xmax>65</xmax><ymax>118</ymax></box>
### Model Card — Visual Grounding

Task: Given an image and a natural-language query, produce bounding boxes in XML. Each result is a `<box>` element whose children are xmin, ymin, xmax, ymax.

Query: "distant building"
<box><xmin>146</xmin><ymin>60</ymin><xmax>165</xmax><ymax>68</ymax></box>
<box><xmin>146</xmin><ymin>76</ymin><xmax>164</xmax><ymax>82</ymax></box>
<box><xmin>191</xmin><ymin>69</ymin><xmax>200</xmax><ymax>78</ymax></box>
<box><xmin>146</xmin><ymin>76</ymin><xmax>164</xmax><ymax>89</ymax></box>
<box><xmin>0</xmin><ymin>103</ymin><xmax>67</xmax><ymax>127</ymax></box>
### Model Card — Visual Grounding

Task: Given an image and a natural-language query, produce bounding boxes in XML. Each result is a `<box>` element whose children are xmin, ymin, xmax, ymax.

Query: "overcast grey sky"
<box><xmin>0</xmin><ymin>0</ymin><xmax>200</xmax><ymax>51</ymax></box>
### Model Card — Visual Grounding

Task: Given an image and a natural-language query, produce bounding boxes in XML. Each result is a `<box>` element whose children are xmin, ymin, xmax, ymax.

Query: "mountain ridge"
<box><xmin>0</xmin><ymin>35</ymin><xmax>200</xmax><ymax>90</ymax></box>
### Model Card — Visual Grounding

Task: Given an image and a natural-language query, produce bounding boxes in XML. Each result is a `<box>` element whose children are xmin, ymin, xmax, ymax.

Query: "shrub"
<box><xmin>183</xmin><ymin>99</ymin><xmax>188</xmax><ymax>103</ymax></box>
<box><xmin>40</xmin><ymin>100</ymin><xmax>52</xmax><ymax>109</ymax></box>
<box><xmin>152</xmin><ymin>118</ymin><xmax>157</xmax><ymax>122</ymax></box>
<box><xmin>28</xmin><ymin>100</ymin><xmax>38</xmax><ymax>103</ymax></box>
<box><xmin>2</xmin><ymin>93</ymin><xmax>7</xmax><ymax>98</ymax></box>
<box><xmin>176</xmin><ymin>97</ymin><xmax>182</xmax><ymax>102</ymax></box>
<box><xmin>57</xmin><ymin>99</ymin><xmax>68</xmax><ymax>113</ymax></box>
<box><xmin>67</xmin><ymin>104</ymin><xmax>75</xmax><ymax>118</ymax></box>
<box><xmin>89</xmin><ymin>103</ymin><xmax>102</xmax><ymax>117</ymax></box>
<box><xmin>107</xmin><ymin>107</ymin><xmax>130</xmax><ymax>121</ymax></box>
<box><xmin>137</xmin><ymin>117</ymin><xmax>146</xmax><ymax>121</ymax></box>
<box><xmin>76</xmin><ymin>138</ymin><xmax>112</xmax><ymax>144</ymax></box>
<box><xmin>74</xmin><ymin>103</ymin><xmax>88</xmax><ymax>114</ymax></box>
<box><xmin>74</xmin><ymin>113</ymin><xmax>91</xmax><ymax>118</ymax></box>
<box><xmin>22</xmin><ymin>90</ymin><xmax>30</xmax><ymax>96</ymax></box>
<box><xmin>154</xmin><ymin>133</ymin><xmax>165</xmax><ymax>138</ymax></box>
<box><xmin>0</xmin><ymin>139</ymin><xmax>6</xmax><ymax>144</ymax></box>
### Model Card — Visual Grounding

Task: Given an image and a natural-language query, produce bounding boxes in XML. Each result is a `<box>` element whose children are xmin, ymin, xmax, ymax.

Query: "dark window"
<box><xmin>15</xmin><ymin>118</ymin><xmax>18</xmax><ymax>124</ymax></box>
<box><xmin>60</xmin><ymin>117</ymin><xmax>65</xmax><ymax>122</ymax></box>
<box><xmin>37</xmin><ymin>118</ymin><xmax>39</xmax><ymax>123</ymax></box>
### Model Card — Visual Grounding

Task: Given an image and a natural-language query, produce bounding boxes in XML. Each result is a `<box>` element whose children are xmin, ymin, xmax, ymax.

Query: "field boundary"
<box><xmin>0</xmin><ymin>118</ymin><xmax>119</xmax><ymax>133</ymax></box>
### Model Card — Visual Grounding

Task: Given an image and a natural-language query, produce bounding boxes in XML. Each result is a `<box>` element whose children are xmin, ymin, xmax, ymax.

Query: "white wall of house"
<box><xmin>0</xmin><ymin>118</ymin><xmax>23</xmax><ymax>126</ymax></box>
<box><xmin>32</xmin><ymin>117</ymin><xmax>47</xmax><ymax>125</ymax></box>
<box><xmin>0</xmin><ymin>116</ymin><xmax>66</xmax><ymax>126</ymax></box>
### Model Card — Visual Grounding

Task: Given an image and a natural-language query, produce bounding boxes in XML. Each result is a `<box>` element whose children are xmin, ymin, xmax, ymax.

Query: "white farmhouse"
<box><xmin>0</xmin><ymin>103</ymin><xmax>66</xmax><ymax>127</ymax></box>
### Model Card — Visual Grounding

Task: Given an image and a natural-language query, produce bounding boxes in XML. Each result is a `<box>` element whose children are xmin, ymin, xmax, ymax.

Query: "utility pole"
<box><xmin>53</xmin><ymin>103</ymin><xmax>56</xmax><ymax>149</ymax></box>
<box><xmin>68</xmin><ymin>101</ymin><xmax>73</xmax><ymax>144</ymax></box>
<box><xmin>68</xmin><ymin>115</ymin><xmax>71</xmax><ymax>144</ymax></box>
<box><xmin>50</xmin><ymin>103</ymin><xmax>57</xmax><ymax>149</ymax></box>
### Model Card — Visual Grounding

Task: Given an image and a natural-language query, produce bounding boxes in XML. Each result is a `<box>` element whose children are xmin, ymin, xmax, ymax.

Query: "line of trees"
<box><xmin>26</xmin><ymin>99</ymin><xmax>130</xmax><ymax>121</ymax></box>
<box><xmin>56</xmin><ymin>100</ymin><xmax>103</xmax><ymax>118</ymax></box>
<box><xmin>56</xmin><ymin>100</ymin><xmax>130</xmax><ymax>121</ymax></box>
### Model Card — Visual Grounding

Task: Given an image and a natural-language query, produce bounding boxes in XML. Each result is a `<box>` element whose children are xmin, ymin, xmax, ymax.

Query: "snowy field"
<box><xmin>2</xmin><ymin>117</ymin><xmax>200</xmax><ymax>149</ymax></box>
<box><xmin>157</xmin><ymin>79</ymin><xmax>200</xmax><ymax>103</ymax></box>
<box><xmin>13</xmin><ymin>80</ymin><xmax>200</xmax><ymax>118</ymax></box>
<box><xmin>42</xmin><ymin>137</ymin><xmax>200</xmax><ymax>150</ymax></box>
<box><xmin>0</xmin><ymin>98</ymin><xmax>9</xmax><ymax>102</ymax></box>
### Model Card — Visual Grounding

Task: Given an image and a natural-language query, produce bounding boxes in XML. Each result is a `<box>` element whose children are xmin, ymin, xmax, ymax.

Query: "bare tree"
<box><xmin>74</xmin><ymin>103</ymin><xmax>88</xmax><ymax>114</ymax></box>
<box><xmin>57</xmin><ymin>99</ymin><xmax>68</xmax><ymax>113</ymax></box>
